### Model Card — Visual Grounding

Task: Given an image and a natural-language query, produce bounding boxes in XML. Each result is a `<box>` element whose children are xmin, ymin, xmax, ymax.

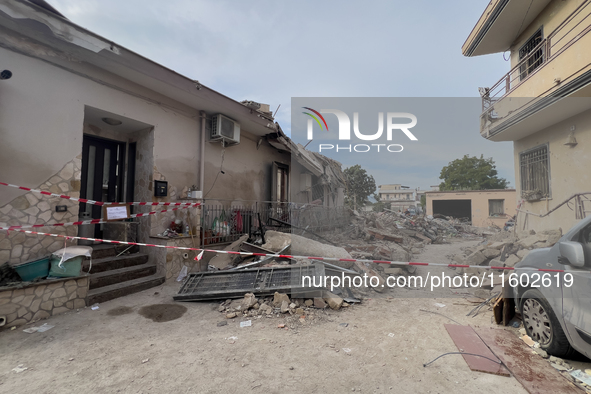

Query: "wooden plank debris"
<box><xmin>474</xmin><ymin>326</ymin><xmax>581</xmax><ymax>394</ymax></box>
<box><xmin>366</xmin><ymin>228</ymin><xmax>404</xmax><ymax>243</ymax></box>
<box><xmin>444</xmin><ymin>324</ymin><xmax>510</xmax><ymax>376</ymax></box>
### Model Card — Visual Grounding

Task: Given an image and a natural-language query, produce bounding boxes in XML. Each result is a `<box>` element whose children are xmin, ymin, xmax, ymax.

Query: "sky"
<box><xmin>47</xmin><ymin>0</ymin><xmax>516</xmax><ymax>190</ymax></box>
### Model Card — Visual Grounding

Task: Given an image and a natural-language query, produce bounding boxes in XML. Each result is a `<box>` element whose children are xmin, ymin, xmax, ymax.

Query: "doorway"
<box><xmin>432</xmin><ymin>199</ymin><xmax>472</xmax><ymax>220</ymax></box>
<box><xmin>80</xmin><ymin>135</ymin><xmax>132</xmax><ymax>238</ymax></box>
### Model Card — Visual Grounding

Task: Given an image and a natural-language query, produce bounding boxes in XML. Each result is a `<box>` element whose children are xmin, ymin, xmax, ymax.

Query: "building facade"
<box><xmin>426</xmin><ymin>189</ymin><xmax>517</xmax><ymax>228</ymax></box>
<box><xmin>463</xmin><ymin>0</ymin><xmax>591</xmax><ymax>232</ymax></box>
<box><xmin>377</xmin><ymin>184</ymin><xmax>417</xmax><ymax>211</ymax></box>
<box><xmin>0</xmin><ymin>0</ymin><xmax>345</xmax><ymax>282</ymax></box>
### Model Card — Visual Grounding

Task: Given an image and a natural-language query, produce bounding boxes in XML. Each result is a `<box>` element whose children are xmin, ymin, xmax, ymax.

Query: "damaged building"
<box><xmin>0</xmin><ymin>0</ymin><xmax>346</xmax><ymax>326</ymax></box>
<box><xmin>463</xmin><ymin>0</ymin><xmax>591</xmax><ymax>231</ymax></box>
<box><xmin>426</xmin><ymin>189</ymin><xmax>517</xmax><ymax>228</ymax></box>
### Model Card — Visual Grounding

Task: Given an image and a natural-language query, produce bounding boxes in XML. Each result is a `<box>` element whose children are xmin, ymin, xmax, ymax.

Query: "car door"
<box><xmin>561</xmin><ymin>223</ymin><xmax>591</xmax><ymax>357</ymax></box>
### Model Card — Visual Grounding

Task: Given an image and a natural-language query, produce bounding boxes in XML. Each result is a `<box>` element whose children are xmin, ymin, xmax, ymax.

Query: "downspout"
<box><xmin>199</xmin><ymin>111</ymin><xmax>206</xmax><ymax>193</ymax></box>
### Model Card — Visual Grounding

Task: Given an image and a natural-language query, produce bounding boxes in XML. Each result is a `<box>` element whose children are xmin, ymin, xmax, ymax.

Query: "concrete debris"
<box><xmin>273</xmin><ymin>292</ymin><xmax>290</xmax><ymax>308</ymax></box>
<box><xmin>314</xmin><ymin>297</ymin><xmax>327</xmax><ymax>309</ymax></box>
<box><xmin>504</xmin><ymin>254</ymin><xmax>521</xmax><ymax>268</ymax></box>
<box><xmin>209</xmin><ymin>235</ymin><xmax>249</xmax><ymax>270</ymax></box>
<box><xmin>280</xmin><ymin>300</ymin><xmax>290</xmax><ymax>313</ymax></box>
<box><xmin>384</xmin><ymin>267</ymin><xmax>403</xmax><ymax>275</ymax></box>
<box><xmin>324</xmin><ymin>292</ymin><xmax>344</xmax><ymax>310</ymax></box>
<box><xmin>520</xmin><ymin>335</ymin><xmax>535</xmax><ymax>347</ymax></box>
<box><xmin>551</xmin><ymin>363</ymin><xmax>570</xmax><ymax>372</ymax></box>
<box><xmin>534</xmin><ymin>348</ymin><xmax>549</xmax><ymax>358</ymax></box>
<box><xmin>241</xmin><ymin>293</ymin><xmax>258</xmax><ymax>310</ymax></box>
<box><xmin>215</xmin><ymin>289</ymin><xmax>356</xmax><ymax>332</ymax></box>
<box><xmin>451</xmin><ymin>227</ymin><xmax>563</xmax><ymax>273</ymax></box>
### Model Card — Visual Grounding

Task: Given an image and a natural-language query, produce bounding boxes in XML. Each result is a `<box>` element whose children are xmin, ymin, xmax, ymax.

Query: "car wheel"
<box><xmin>520</xmin><ymin>289</ymin><xmax>575</xmax><ymax>358</ymax></box>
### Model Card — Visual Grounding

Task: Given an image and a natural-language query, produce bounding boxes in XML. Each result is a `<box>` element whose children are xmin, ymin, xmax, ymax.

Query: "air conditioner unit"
<box><xmin>211</xmin><ymin>114</ymin><xmax>240</xmax><ymax>145</ymax></box>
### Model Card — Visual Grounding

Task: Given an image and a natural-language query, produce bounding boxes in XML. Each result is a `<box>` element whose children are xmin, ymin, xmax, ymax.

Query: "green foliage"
<box><xmin>439</xmin><ymin>155</ymin><xmax>509</xmax><ymax>191</ymax></box>
<box><xmin>372</xmin><ymin>193</ymin><xmax>385</xmax><ymax>212</ymax></box>
<box><xmin>420</xmin><ymin>194</ymin><xmax>426</xmax><ymax>208</ymax></box>
<box><xmin>344</xmin><ymin>164</ymin><xmax>376</xmax><ymax>208</ymax></box>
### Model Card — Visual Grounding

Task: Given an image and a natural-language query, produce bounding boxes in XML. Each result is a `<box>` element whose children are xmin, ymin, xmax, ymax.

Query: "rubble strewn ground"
<box><xmin>2</xmin><ymin>212</ymin><xmax>590</xmax><ymax>393</ymax></box>
<box><xmin>0</xmin><ymin>239</ymin><xmax>531</xmax><ymax>394</ymax></box>
<box><xmin>450</xmin><ymin>227</ymin><xmax>563</xmax><ymax>274</ymax></box>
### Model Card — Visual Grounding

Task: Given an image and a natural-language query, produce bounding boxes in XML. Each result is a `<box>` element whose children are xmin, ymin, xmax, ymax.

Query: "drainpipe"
<box><xmin>199</xmin><ymin>111</ymin><xmax>206</xmax><ymax>193</ymax></box>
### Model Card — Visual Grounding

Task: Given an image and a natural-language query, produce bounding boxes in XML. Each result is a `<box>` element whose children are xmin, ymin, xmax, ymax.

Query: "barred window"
<box><xmin>489</xmin><ymin>199</ymin><xmax>504</xmax><ymax>216</ymax></box>
<box><xmin>519</xmin><ymin>28</ymin><xmax>544</xmax><ymax>81</ymax></box>
<box><xmin>520</xmin><ymin>144</ymin><xmax>550</xmax><ymax>199</ymax></box>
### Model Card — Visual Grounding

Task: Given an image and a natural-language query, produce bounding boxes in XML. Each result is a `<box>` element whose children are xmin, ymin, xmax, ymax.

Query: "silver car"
<box><xmin>513</xmin><ymin>215</ymin><xmax>591</xmax><ymax>359</ymax></box>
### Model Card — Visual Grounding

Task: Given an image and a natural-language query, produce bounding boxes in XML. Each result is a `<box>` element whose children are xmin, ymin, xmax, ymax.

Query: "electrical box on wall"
<box><xmin>154</xmin><ymin>180</ymin><xmax>168</xmax><ymax>197</ymax></box>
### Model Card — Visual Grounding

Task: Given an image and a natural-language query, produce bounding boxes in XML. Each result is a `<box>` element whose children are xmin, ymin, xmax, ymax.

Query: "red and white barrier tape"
<box><xmin>0</xmin><ymin>228</ymin><xmax>567</xmax><ymax>273</ymax></box>
<box><xmin>0</xmin><ymin>182</ymin><xmax>201</xmax><ymax>207</ymax></box>
<box><xmin>0</xmin><ymin>205</ymin><xmax>196</xmax><ymax>230</ymax></box>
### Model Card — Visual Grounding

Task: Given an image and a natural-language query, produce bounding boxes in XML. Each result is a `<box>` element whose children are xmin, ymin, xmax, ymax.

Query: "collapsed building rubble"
<box><xmin>187</xmin><ymin>208</ymin><xmax>504</xmax><ymax>303</ymax></box>
<box><xmin>219</xmin><ymin>291</ymin><xmax>347</xmax><ymax>318</ymax></box>
<box><xmin>451</xmin><ymin>228</ymin><xmax>563</xmax><ymax>273</ymax></box>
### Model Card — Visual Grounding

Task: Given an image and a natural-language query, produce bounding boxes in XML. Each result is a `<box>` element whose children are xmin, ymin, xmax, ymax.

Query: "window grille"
<box><xmin>520</xmin><ymin>144</ymin><xmax>549</xmax><ymax>199</ymax></box>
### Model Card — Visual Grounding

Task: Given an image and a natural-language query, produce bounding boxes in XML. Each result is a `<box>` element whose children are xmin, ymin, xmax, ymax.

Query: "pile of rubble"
<box><xmin>219</xmin><ymin>291</ymin><xmax>348</xmax><ymax>320</ymax></box>
<box><xmin>452</xmin><ymin>228</ymin><xmax>562</xmax><ymax>273</ymax></box>
<box><xmin>347</xmin><ymin>210</ymin><xmax>497</xmax><ymax>245</ymax></box>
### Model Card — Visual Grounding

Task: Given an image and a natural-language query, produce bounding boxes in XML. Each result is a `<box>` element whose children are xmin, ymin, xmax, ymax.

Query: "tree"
<box><xmin>439</xmin><ymin>155</ymin><xmax>509</xmax><ymax>191</ymax></box>
<box><xmin>344</xmin><ymin>164</ymin><xmax>376</xmax><ymax>208</ymax></box>
<box><xmin>372</xmin><ymin>193</ymin><xmax>385</xmax><ymax>212</ymax></box>
<box><xmin>420</xmin><ymin>194</ymin><xmax>426</xmax><ymax>209</ymax></box>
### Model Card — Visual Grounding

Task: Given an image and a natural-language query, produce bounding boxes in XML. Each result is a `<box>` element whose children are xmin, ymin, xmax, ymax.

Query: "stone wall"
<box><xmin>162</xmin><ymin>236</ymin><xmax>204</xmax><ymax>281</ymax></box>
<box><xmin>0</xmin><ymin>276</ymin><xmax>88</xmax><ymax>328</ymax></box>
<box><xmin>143</xmin><ymin>167</ymin><xmax>202</xmax><ymax>281</ymax></box>
<box><xmin>0</xmin><ymin>157</ymin><xmax>82</xmax><ymax>265</ymax></box>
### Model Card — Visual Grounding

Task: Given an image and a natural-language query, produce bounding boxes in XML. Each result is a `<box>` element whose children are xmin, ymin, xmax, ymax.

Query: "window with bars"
<box><xmin>520</xmin><ymin>144</ymin><xmax>550</xmax><ymax>199</ymax></box>
<box><xmin>519</xmin><ymin>28</ymin><xmax>544</xmax><ymax>81</ymax></box>
<box><xmin>489</xmin><ymin>199</ymin><xmax>504</xmax><ymax>216</ymax></box>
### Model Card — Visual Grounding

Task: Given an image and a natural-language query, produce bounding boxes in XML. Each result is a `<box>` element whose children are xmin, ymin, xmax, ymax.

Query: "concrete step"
<box><xmin>87</xmin><ymin>274</ymin><xmax>165</xmax><ymax>305</ymax></box>
<box><xmin>86</xmin><ymin>253</ymin><xmax>149</xmax><ymax>273</ymax></box>
<box><xmin>90</xmin><ymin>244</ymin><xmax>140</xmax><ymax>259</ymax></box>
<box><xmin>89</xmin><ymin>262</ymin><xmax>157</xmax><ymax>290</ymax></box>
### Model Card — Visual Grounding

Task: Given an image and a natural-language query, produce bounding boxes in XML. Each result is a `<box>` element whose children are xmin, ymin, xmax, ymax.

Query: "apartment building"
<box><xmin>463</xmin><ymin>0</ymin><xmax>591</xmax><ymax>232</ymax></box>
<box><xmin>377</xmin><ymin>184</ymin><xmax>417</xmax><ymax>211</ymax></box>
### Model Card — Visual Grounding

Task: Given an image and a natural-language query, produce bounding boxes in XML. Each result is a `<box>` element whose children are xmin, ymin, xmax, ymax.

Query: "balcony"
<box><xmin>480</xmin><ymin>0</ymin><xmax>591</xmax><ymax>141</ymax></box>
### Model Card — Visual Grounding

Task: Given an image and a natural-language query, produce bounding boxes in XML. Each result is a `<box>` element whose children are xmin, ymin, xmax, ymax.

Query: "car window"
<box><xmin>581</xmin><ymin>226</ymin><xmax>591</xmax><ymax>244</ymax></box>
<box><xmin>579</xmin><ymin>225</ymin><xmax>591</xmax><ymax>266</ymax></box>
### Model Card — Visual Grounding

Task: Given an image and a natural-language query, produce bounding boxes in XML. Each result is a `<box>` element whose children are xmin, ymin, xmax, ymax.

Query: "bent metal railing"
<box><xmin>482</xmin><ymin>0</ymin><xmax>591</xmax><ymax>114</ymax></box>
<box><xmin>199</xmin><ymin>201</ymin><xmax>349</xmax><ymax>246</ymax></box>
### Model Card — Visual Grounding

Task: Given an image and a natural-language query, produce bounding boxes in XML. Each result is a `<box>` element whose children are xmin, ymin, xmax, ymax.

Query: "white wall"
<box><xmin>0</xmin><ymin>46</ymin><xmax>201</xmax><ymax>207</ymax></box>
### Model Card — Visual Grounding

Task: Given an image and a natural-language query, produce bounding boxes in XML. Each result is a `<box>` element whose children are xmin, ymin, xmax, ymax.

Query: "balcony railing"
<box><xmin>482</xmin><ymin>0</ymin><xmax>591</xmax><ymax>115</ymax></box>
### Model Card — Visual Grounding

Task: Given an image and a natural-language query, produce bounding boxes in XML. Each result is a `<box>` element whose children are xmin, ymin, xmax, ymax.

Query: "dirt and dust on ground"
<box><xmin>0</xmin><ymin>240</ymin><xmax>528</xmax><ymax>394</ymax></box>
<box><xmin>1</xmin><ymin>211</ymin><xmax>590</xmax><ymax>393</ymax></box>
